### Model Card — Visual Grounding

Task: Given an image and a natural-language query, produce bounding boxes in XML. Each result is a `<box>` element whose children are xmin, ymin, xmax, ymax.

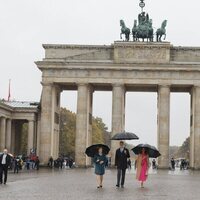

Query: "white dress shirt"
<box><xmin>120</xmin><ymin>147</ymin><xmax>124</xmax><ymax>153</ymax></box>
<box><xmin>2</xmin><ymin>154</ymin><xmax>7</xmax><ymax>164</ymax></box>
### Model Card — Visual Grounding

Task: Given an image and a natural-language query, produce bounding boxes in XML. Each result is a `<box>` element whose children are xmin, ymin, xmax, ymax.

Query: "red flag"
<box><xmin>7</xmin><ymin>79</ymin><xmax>11</xmax><ymax>101</ymax></box>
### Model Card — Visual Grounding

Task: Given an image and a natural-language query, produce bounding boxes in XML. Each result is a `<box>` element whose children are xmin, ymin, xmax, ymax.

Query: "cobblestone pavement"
<box><xmin>0</xmin><ymin>168</ymin><xmax>200</xmax><ymax>200</ymax></box>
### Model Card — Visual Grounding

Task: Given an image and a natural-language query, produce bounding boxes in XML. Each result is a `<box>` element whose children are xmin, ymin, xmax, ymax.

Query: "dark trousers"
<box><xmin>14</xmin><ymin>165</ymin><xmax>19</xmax><ymax>173</ymax></box>
<box><xmin>0</xmin><ymin>165</ymin><xmax>8</xmax><ymax>183</ymax></box>
<box><xmin>35</xmin><ymin>163</ymin><xmax>39</xmax><ymax>170</ymax></box>
<box><xmin>117</xmin><ymin>168</ymin><xmax>126</xmax><ymax>186</ymax></box>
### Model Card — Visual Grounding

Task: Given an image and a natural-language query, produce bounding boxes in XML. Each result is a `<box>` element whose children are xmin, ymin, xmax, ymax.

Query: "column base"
<box><xmin>190</xmin><ymin>167</ymin><xmax>200</xmax><ymax>170</ymax></box>
<box><xmin>75</xmin><ymin>165</ymin><xmax>92</xmax><ymax>168</ymax></box>
<box><xmin>157</xmin><ymin>166</ymin><xmax>170</xmax><ymax>170</ymax></box>
<box><xmin>110</xmin><ymin>165</ymin><xmax>117</xmax><ymax>169</ymax></box>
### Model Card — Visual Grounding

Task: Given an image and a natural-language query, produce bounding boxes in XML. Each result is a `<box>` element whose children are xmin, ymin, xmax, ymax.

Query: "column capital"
<box><xmin>193</xmin><ymin>84</ymin><xmax>200</xmax><ymax>89</ymax></box>
<box><xmin>76</xmin><ymin>83</ymin><xmax>94</xmax><ymax>93</ymax></box>
<box><xmin>28</xmin><ymin>120</ymin><xmax>35</xmax><ymax>122</ymax></box>
<box><xmin>41</xmin><ymin>81</ymin><xmax>54</xmax><ymax>87</ymax></box>
<box><xmin>158</xmin><ymin>84</ymin><xmax>171</xmax><ymax>89</ymax></box>
<box><xmin>76</xmin><ymin>82</ymin><xmax>88</xmax><ymax>87</ymax></box>
<box><xmin>53</xmin><ymin>84</ymin><xmax>62</xmax><ymax>91</ymax></box>
<box><xmin>112</xmin><ymin>83</ymin><xmax>125</xmax><ymax>89</ymax></box>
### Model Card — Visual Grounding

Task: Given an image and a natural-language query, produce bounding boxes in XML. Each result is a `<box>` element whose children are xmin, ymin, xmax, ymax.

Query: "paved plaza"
<box><xmin>0</xmin><ymin>168</ymin><xmax>199</xmax><ymax>200</ymax></box>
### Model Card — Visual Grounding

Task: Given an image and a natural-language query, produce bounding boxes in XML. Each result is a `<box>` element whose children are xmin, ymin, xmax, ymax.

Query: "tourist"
<box><xmin>127</xmin><ymin>158</ymin><xmax>131</xmax><ymax>170</ymax></box>
<box><xmin>180</xmin><ymin>159</ymin><xmax>187</xmax><ymax>170</ymax></box>
<box><xmin>35</xmin><ymin>156</ymin><xmax>40</xmax><ymax>170</ymax></box>
<box><xmin>69</xmin><ymin>158</ymin><xmax>73</xmax><ymax>169</ymax></box>
<box><xmin>60</xmin><ymin>157</ymin><xmax>64</xmax><ymax>169</ymax></box>
<box><xmin>93</xmin><ymin>147</ymin><xmax>108</xmax><ymax>188</ymax></box>
<box><xmin>171</xmin><ymin>157</ymin><xmax>175</xmax><ymax>170</ymax></box>
<box><xmin>0</xmin><ymin>149</ymin><xmax>11</xmax><ymax>184</ymax></box>
<box><xmin>48</xmin><ymin>156</ymin><xmax>53</xmax><ymax>168</ymax></box>
<box><xmin>152</xmin><ymin>159</ymin><xmax>157</xmax><ymax>169</ymax></box>
<box><xmin>115</xmin><ymin>141</ymin><xmax>130</xmax><ymax>188</ymax></box>
<box><xmin>13</xmin><ymin>156</ymin><xmax>20</xmax><ymax>174</ymax></box>
<box><xmin>65</xmin><ymin>159</ymin><xmax>69</xmax><ymax>168</ymax></box>
<box><xmin>26</xmin><ymin>157</ymin><xmax>30</xmax><ymax>170</ymax></box>
<box><xmin>136</xmin><ymin>148</ymin><xmax>149</xmax><ymax>188</ymax></box>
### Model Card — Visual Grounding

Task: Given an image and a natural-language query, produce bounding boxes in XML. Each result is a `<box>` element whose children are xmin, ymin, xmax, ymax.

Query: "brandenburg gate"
<box><xmin>35</xmin><ymin>41</ymin><xmax>200</xmax><ymax>169</ymax></box>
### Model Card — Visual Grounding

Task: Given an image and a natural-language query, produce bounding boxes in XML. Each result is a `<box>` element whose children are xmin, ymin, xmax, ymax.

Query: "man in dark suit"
<box><xmin>115</xmin><ymin>141</ymin><xmax>130</xmax><ymax>188</ymax></box>
<box><xmin>0</xmin><ymin>149</ymin><xmax>11</xmax><ymax>184</ymax></box>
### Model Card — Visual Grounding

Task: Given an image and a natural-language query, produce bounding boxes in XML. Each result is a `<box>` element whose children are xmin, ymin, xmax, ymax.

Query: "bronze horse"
<box><xmin>156</xmin><ymin>20</ymin><xmax>167</xmax><ymax>42</ymax></box>
<box><xmin>120</xmin><ymin>20</ymin><xmax>130</xmax><ymax>41</ymax></box>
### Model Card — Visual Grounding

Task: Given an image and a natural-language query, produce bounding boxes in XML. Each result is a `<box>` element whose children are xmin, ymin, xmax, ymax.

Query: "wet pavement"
<box><xmin>0</xmin><ymin>167</ymin><xmax>200</xmax><ymax>200</ymax></box>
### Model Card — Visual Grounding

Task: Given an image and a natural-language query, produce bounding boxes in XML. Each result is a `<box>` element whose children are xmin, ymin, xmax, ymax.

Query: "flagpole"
<box><xmin>8</xmin><ymin>79</ymin><xmax>11</xmax><ymax>101</ymax></box>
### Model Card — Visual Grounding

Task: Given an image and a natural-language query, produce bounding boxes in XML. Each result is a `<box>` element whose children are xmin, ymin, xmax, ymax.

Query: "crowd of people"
<box><xmin>0</xmin><ymin>148</ymin><xmax>76</xmax><ymax>185</ymax></box>
<box><xmin>170</xmin><ymin>157</ymin><xmax>189</xmax><ymax>170</ymax></box>
<box><xmin>48</xmin><ymin>156</ymin><xmax>75</xmax><ymax>169</ymax></box>
<box><xmin>0</xmin><ymin>146</ymin><xmax>190</xmax><ymax>187</ymax></box>
<box><xmin>11</xmin><ymin>154</ymin><xmax>40</xmax><ymax>173</ymax></box>
<box><xmin>0</xmin><ymin>149</ymin><xmax>38</xmax><ymax>184</ymax></box>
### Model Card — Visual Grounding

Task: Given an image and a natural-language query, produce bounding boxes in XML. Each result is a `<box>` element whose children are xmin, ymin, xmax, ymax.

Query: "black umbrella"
<box><xmin>111</xmin><ymin>131</ymin><xmax>139</xmax><ymax>140</ymax></box>
<box><xmin>85</xmin><ymin>144</ymin><xmax>110</xmax><ymax>157</ymax></box>
<box><xmin>132</xmin><ymin>144</ymin><xmax>161</xmax><ymax>158</ymax></box>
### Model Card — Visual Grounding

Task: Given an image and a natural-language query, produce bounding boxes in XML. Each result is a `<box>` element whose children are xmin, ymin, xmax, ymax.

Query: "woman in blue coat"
<box><xmin>93</xmin><ymin>147</ymin><xmax>108</xmax><ymax>188</ymax></box>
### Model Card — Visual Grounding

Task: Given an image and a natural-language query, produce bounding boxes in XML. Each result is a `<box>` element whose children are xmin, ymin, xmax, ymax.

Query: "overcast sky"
<box><xmin>0</xmin><ymin>0</ymin><xmax>197</xmax><ymax>146</ymax></box>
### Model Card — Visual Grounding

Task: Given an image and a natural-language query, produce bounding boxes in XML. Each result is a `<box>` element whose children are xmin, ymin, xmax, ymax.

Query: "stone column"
<box><xmin>190</xmin><ymin>86</ymin><xmax>200</xmax><ymax>169</ymax></box>
<box><xmin>0</xmin><ymin>117</ymin><xmax>6</xmax><ymax>151</ymax></box>
<box><xmin>157</xmin><ymin>85</ymin><xmax>170</xmax><ymax>169</ymax></box>
<box><xmin>75</xmin><ymin>84</ymin><xmax>93</xmax><ymax>167</ymax></box>
<box><xmin>111</xmin><ymin>84</ymin><xmax>126</xmax><ymax>166</ymax></box>
<box><xmin>11</xmin><ymin>120</ymin><xmax>16</xmax><ymax>154</ymax></box>
<box><xmin>86</xmin><ymin>86</ymin><xmax>93</xmax><ymax>166</ymax></box>
<box><xmin>36</xmin><ymin>114</ymin><xmax>41</xmax><ymax>156</ymax></box>
<box><xmin>14</xmin><ymin>120</ymin><xmax>25</xmax><ymax>155</ymax></box>
<box><xmin>15</xmin><ymin>121</ymin><xmax>23</xmax><ymax>155</ymax></box>
<box><xmin>51</xmin><ymin>86</ymin><xmax>61</xmax><ymax>159</ymax></box>
<box><xmin>27</xmin><ymin>120</ymin><xmax>35</xmax><ymax>155</ymax></box>
<box><xmin>6</xmin><ymin>118</ymin><xmax>12</xmax><ymax>152</ymax></box>
<box><xmin>40</xmin><ymin>83</ymin><xmax>53</xmax><ymax>164</ymax></box>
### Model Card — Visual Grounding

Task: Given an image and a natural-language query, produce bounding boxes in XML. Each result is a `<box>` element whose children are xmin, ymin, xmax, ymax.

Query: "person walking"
<box><xmin>69</xmin><ymin>158</ymin><xmax>73</xmax><ymax>169</ymax></box>
<box><xmin>60</xmin><ymin>157</ymin><xmax>64</xmax><ymax>169</ymax></box>
<box><xmin>48</xmin><ymin>156</ymin><xmax>53</xmax><ymax>168</ymax></box>
<box><xmin>152</xmin><ymin>159</ymin><xmax>156</xmax><ymax>169</ymax></box>
<box><xmin>26</xmin><ymin>157</ymin><xmax>30</xmax><ymax>170</ymax></box>
<box><xmin>13</xmin><ymin>156</ymin><xmax>20</xmax><ymax>174</ymax></box>
<box><xmin>136</xmin><ymin>148</ymin><xmax>149</xmax><ymax>188</ymax></box>
<box><xmin>93</xmin><ymin>147</ymin><xmax>108</xmax><ymax>188</ymax></box>
<box><xmin>115</xmin><ymin>141</ymin><xmax>130</xmax><ymax>188</ymax></box>
<box><xmin>171</xmin><ymin>157</ymin><xmax>175</xmax><ymax>170</ymax></box>
<box><xmin>127</xmin><ymin>159</ymin><xmax>131</xmax><ymax>171</ymax></box>
<box><xmin>35</xmin><ymin>156</ymin><xmax>40</xmax><ymax>170</ymax></box>
<box><xmin>0</xmin><ymin>149</ymin><xmax>11</xmax><ymax>184</ymax></box>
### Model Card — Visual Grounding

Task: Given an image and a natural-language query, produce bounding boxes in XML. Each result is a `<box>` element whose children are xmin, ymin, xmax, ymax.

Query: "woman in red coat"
<box><xmin>136</xmin><ymin>148</ymin><xmax>149</xmax><ymax>188</ymax></box>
